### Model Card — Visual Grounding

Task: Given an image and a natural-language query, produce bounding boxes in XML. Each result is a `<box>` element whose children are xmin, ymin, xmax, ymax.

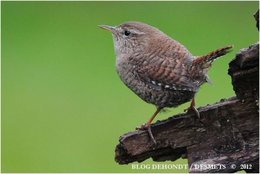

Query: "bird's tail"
<box><xmin>192</xmin><ymin>45</ymin><xmax>233</xmax><ymax>69</ymax></box>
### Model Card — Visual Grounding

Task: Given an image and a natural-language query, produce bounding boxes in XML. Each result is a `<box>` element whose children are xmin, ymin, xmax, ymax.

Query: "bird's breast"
<box><xmin>116</xmin><ymin>54</ymin><xmax>137</xmax><ymax>87</ymax></box>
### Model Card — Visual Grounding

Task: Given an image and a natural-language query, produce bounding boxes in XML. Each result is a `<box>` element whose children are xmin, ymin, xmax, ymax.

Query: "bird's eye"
<box><xmin>124</xmin><ymin>30</ymin><xmax>131</xmax><ymax>36</ymax></box>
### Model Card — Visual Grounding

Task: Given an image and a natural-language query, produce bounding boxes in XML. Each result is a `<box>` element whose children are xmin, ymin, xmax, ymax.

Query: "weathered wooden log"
<box><xmin>115</xmin><ymin>41</ymin><xmax>259</xmax><ymax>173</ymax></box>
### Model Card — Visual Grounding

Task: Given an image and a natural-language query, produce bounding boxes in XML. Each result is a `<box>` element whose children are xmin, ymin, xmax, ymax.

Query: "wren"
<box><xmin>99</xmin><ymin>21</ymin><xmax>232</xmax><ymax>142</ymax></box>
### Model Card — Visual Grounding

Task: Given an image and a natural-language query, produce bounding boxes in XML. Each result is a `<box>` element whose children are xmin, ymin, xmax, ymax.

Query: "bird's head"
<box><xmin>99</xmin><ymin>21</ymin><xmax>164</xmax><ymax>55</ymax></box>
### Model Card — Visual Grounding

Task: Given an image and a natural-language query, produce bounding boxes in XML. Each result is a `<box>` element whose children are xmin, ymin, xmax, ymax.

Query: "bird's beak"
<box><xmin>98</xmin><ymin>25</ymin><xmax>116</xmax><ymax>32</ymax></box>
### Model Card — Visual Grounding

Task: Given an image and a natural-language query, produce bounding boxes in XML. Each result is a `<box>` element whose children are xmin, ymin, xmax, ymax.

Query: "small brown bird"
<box><xmin>100</xmin><ymin>21</ymin><xmax>232</xmax><ymax>142</ymax></box>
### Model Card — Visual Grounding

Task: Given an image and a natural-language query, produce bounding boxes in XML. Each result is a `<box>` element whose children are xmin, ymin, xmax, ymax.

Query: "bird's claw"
<box><xmin>185</xmin><ymin>106</ymin><xmax>207</xmax><ymax>125</ymax></box>
<box><xmin>136</xmin><ymin>124</ymin><xmax>157</xmax><ymax>144</ymax></box>
<box><xmin>185</xmin><ymin>106</ymin><xmax>200</xmax><ymax>119</ymax></box>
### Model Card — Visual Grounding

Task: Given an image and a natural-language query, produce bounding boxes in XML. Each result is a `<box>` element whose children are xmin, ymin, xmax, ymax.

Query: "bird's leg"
<box><xmin>185</xmin><ymin>98</ymin><xmax>200</xmax><ymax>119</ymax></box>
<box><xmin>137</xmin><ymin>107</ymin><xmax>162</xmax><ymax>144</ymax></box>
<box><xmin>145</xmin><ymin>107</ymin><xmax>162</xmax><ymax>127</ymax></box>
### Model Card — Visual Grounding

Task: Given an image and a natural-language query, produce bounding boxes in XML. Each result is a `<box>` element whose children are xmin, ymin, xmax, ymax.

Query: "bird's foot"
<box><xmin>185</xmin><ymin>98</ymin><xmax>201</xmax><ymax>120</ymax></box>
<box><xmin>136</xmin><ymin>124</ymin><xmax>157</xmax><ymax>144</ymax></box>
<box><xmin>184</xmin><ymin>105</ymin><xmax>207</xmax><ymax>124</ymax></box>
<box><xmin>184</xmin><ymin>105</ymin><xmax>200</xmax><ymax>119</ymax></box>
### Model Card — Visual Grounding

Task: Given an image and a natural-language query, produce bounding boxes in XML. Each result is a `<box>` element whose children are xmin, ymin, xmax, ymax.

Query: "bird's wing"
<box><xmin>135</xmin><ymin>55</ymin><xmax>198</xmax><ymax>92</ymax></box>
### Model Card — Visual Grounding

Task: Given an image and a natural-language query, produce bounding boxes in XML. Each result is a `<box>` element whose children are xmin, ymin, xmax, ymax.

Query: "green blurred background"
<box><xmin>2</xmin><ymin>1</ymin><xmax>258</xmax><ymax>173</ymax></box>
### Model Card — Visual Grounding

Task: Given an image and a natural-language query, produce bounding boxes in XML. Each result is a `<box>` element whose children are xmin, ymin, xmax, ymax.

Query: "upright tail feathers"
<box><xmin>192</xmin><ymin>45</ymin><xmax>233</xmax><ymax>68</ymax></box>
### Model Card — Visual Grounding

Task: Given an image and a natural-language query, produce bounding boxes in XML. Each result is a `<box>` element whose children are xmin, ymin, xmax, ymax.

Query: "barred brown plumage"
<box><xmin>99</xmin><ymin>21</ymin><xmax>232</xmax><ymax>143</ymax></box>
